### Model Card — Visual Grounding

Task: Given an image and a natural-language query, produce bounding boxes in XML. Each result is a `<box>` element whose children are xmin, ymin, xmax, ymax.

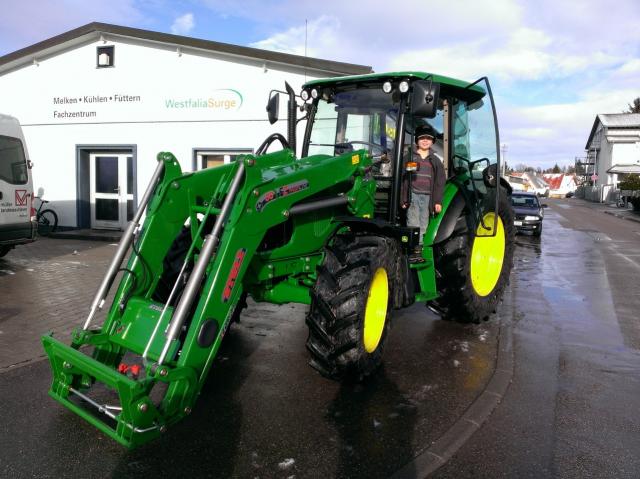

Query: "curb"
<box><xmin>602</xmin><ymin>210</ymin><xmax>640</xmax><ymax>224</ymax></box>
<box><xmin>391</xmin><ymin>318</ymin><xmax>514</xmax><ymax>478</ymax></box>
<box><xmin>49</xmin><ymin>231</ymin><xmax>122</xmax><ymax>242</ymax></box>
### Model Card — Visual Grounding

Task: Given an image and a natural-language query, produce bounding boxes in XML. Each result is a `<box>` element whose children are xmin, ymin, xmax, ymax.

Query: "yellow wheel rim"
<box><xmin>470</xmin><ymin>213</ymin><xmax>505</xmax><ymax>297</ymax></box>
<box><xmin>363</xmin><ymin>268</ymin><xmax>389</xmax><ymax>353</ymax></box>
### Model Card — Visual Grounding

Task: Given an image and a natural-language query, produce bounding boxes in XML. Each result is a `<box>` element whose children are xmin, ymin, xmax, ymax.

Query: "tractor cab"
<box><xmin>289</xmin><ymin>72</ymin><xmax>505</xmax><ymax>240</ymax></box>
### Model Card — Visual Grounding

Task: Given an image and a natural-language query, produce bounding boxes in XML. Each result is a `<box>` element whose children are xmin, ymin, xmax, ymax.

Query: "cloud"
<box><xmin>249</xmin><ymin>16</ymin><xmax>341</xmax><ymax>58</ymax></box>
<box><xmin>171</xmin><ymin>13</ymin><xmax>195</xmax><ymax>35</ymax></box>
<box><xmin>241</xmin><ymin>0</ymin><xmax>640</xmax><ymax>167</ymax></box>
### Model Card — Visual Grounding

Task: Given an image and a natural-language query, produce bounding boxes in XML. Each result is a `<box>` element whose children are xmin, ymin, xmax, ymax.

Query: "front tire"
<box><xmin>306</xmin><ymin>234</ymin><xmax>398</xmax><ymax>380</ymax></box>
<box><xmin>533</xmin><ymin>224</ymin><xmax>542</xmax><ymax>237</ymax></box>
<box><xmin>429</xmin><ymin>187</ymin><xmax>515</xmax><ymax>323</ymax></box>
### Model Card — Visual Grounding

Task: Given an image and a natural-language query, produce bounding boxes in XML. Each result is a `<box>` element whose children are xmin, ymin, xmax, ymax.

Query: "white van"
<box><xmin>0</xmin><ymin>114</ymin><xmax>36</xmax><ymax>257</ymax></box>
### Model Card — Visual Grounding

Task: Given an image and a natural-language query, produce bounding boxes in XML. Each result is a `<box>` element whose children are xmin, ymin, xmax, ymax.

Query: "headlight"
<box><xmin>300</xmin><ymin>89</ymin><xmax>310</xmax><ymax>101</ymax></box>
<box><xmin>311</xmin><ymin>88</ymin><xmax>319</xmax><ymax>99</ymax></box>
<box><xmin>382</xmin><ymin>81</ymin><xmax>393</xmax><ymax>93</ymax></box>
<box><xmin>524</xmin><ymin>215</ymin><xmax>539</xmax><ymax>221</ymax></box>
<box><xmin>399</xmin><ymin>81</ymin><xmax>409</xmax><ymax>93</ymax></box>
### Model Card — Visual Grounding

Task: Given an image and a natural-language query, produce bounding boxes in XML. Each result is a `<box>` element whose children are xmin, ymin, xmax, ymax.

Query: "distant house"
<box><xmin>507</xmin><ymin>171</ymin><xmax>549</xmax><ymax>196</ymax></box>
<box><xmin>542</xmin><ymin>174</ymin><xmax>577</xmax><ymax>197</ymax></box>
<box><xmin>583</xmin><ymin>113</ymin><xmax>640</xmax><ymax>201</ymax></box>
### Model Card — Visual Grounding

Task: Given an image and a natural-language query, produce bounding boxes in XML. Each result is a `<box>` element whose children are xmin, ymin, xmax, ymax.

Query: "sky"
<box><xmin>1</xmin><ymin>0</ymin><xmax>639</xmax><ymax>169</ymax></box>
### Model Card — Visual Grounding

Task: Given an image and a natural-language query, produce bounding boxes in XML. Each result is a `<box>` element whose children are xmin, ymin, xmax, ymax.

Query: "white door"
<box><xmin>89</xmin><ymin>153</ymin><xmax>134</xmax><ymax>230</ymax></box>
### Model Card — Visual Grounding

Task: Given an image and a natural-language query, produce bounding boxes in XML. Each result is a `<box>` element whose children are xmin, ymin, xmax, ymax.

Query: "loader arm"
<box><xmin>42</xmin><ymin>148</ymin><xmax>375</xmax><ymax>447</ymax></box>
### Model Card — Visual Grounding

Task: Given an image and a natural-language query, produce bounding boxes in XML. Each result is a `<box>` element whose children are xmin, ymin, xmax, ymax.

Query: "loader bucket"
<box><xmin>42</xmin><ymin>333</ymin><xmax>163</xmax><ymax>448</ymax></box>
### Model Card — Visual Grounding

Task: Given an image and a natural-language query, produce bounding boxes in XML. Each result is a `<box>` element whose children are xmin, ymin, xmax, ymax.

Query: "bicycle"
<box><xmin>615</xmin><ymin>191</ymin><xmax>628</xmax><ymax>208</ymax></box>
<box><xmin>35</xmin><ymin>197</ymin><xmax>58</xmax><ymax>236</ymax></box>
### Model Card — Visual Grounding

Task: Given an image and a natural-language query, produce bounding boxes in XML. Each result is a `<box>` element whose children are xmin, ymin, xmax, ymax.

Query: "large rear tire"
<box><xmin>306</xmin><ymin>234</ymin><xmax>398</xmax><ymax>380</ymax></box>
<box><xmin>429</xmin><ymin>187</ymin><xmax>515</xmax><ymax>323</ymax></box>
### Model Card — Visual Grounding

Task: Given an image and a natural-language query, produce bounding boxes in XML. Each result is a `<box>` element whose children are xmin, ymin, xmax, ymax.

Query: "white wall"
<box><xmin>0</xmin><ymin>36</ymin><xmax>330</xmax><ymax>227</ymax></box>
<box><xmin>611</xmin><ymin>142</ymin><xmax>640</xmax><ymax>165</ymax></box>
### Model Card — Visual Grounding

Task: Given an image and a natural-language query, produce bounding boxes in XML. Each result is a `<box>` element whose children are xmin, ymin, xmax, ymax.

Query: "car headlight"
<box><xmin>524</xmin><ymin>215</ymin><xmax>540</xmax><ymax>221</ymax></box>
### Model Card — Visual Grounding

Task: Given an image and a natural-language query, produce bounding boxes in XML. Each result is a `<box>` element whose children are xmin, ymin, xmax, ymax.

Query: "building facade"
<box><xmin>584</xmin><ymin>113</ymin><xmax>640</xmax><ymax>202</ymax></box>
<box><xmin>0</xmin><ymin>23</ymin><xmax>371</xmax><ymax>229</ymax></box>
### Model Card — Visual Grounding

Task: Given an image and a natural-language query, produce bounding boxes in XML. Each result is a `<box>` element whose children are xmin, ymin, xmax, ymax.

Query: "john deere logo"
<box><xmin>164</xmin><ymin>89</ymin><xmax>243</xmax><ymax>111</ymax></box>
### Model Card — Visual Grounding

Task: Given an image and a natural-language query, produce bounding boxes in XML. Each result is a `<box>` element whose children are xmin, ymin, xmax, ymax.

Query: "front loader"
<box><xmin>42</xmin><ymin>72</ymin><xmax>515</xmax><ymax>447</ymax></box>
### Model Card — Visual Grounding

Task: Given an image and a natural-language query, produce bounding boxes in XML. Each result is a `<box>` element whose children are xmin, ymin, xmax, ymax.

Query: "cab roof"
<box><xmin>304</xmin><ymin>71</ymin><xmax>486</xmax><ymax>103</ymax></box>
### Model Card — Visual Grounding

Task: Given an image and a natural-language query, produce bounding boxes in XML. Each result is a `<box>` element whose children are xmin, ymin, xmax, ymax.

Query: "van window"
<box><xmin>0</xmin><ymin>135</ymin><xmax>28</xmax><ymax>185</ymax></box>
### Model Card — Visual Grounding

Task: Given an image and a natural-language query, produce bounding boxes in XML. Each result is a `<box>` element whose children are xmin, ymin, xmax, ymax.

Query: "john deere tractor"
<box><xmin>42</xmin><ymin>72</ymin><xmax>514</xmax><ymax>447</ymax></box>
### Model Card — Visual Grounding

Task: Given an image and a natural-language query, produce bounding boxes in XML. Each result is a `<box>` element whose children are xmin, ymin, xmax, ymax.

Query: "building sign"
<box><xmin>164</xmin><ymin>89</ymin><xmax>243</xmax><ymax>111</ymax></box>
<box><xmin>52</xmin><ymin>94</ymin><xmax>141</xmax><ymax>120</ymax></box>
<box><xmin>47</xmin><ymin>88</ymin><xmax>244</xmax><ymax>123</ymax></box>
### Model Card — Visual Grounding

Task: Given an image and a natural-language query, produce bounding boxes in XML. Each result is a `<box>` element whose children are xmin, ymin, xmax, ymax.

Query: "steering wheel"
<box><xmin>256</xmin><ymin>133</ymin><xmax>290</xmax><ymax>156</ymax></box>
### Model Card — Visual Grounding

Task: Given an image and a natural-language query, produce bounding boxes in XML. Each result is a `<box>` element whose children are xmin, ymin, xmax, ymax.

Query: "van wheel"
<box><xmin>306</xmin><ymin>234</ymin><xmax>398</xmax><ymax>380</ymax></box>
<box><xmin>429</xmin><ymin>186</ymin><xmax>515</xmax><ymax>323</ymax></box>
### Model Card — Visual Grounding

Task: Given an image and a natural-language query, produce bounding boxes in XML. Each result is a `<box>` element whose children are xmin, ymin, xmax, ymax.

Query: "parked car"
<box><xmin>511</xmin><ymin>191</ymin><xmax>547</xmax><ymax>236</ymax></box>
<box><xmin>0</xmin><ymin>114</ymin><xmax>36</xmax><ymax>258</ymax></box>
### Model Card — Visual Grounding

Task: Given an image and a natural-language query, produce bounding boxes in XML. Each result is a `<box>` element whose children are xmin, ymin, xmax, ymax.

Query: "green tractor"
<box><xmin>42</xmin><ymin>72</ymin><xmax>515</xmax><ymax>447</ymax></box>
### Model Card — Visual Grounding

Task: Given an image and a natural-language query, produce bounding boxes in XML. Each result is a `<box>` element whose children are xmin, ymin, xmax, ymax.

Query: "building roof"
<box><xmin>607</xmin><ymin>164</ymin><xmax>640</xmax><ymax>174</ymax></box>
<box><xmin>541</xmin><ymin>174</ymin><xmax>564</xmax><ymax>190</ymax></box>
<box><xmin>585</xmin><ymin>113</ymin><xmax>640</xmax><ymax>149</ymax></box>
<box><xmin>599</xmin><ymin>113</ymin><xmax>640</xmax><ymax>127</ymax></box>
<box><xmin>0</xmin><ymin>22</ymin><xmax>372</xmax><ymax>77</ymax></box>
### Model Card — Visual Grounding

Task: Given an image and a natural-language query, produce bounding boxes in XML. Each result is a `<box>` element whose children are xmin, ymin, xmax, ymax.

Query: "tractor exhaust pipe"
<box><xmin>285</xmin><ymin>81</ymin><xmax>297</xmax><ymax>154</ymax></box>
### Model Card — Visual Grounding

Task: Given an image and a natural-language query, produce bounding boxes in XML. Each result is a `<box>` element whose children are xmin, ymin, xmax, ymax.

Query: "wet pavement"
<box><xmin>435</xmin><ymin>198</ymin><xmax>640</xmax><ymax>478</ymax></box>
<box><xmin>1</xmin><ymin>238</ymin><xmax>499</xmax><ymax>478</ymax></box>
<box><xmin>1</xmin><ymin>197</ymin><xmax>639</xmax><ymax>477</ymax></box>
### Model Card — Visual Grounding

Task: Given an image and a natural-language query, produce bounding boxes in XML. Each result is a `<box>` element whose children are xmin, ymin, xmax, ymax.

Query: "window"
<box><xmin>308</xmin><ymin>87</ymin><xmax>401</xmax><ymax>158</ymax></box>
<box><xmin>195</xmin><ymin>149</ymin><xmax>253</xmax><ymax>170</ymax></box>
<box><xmin>97</xmin><ymin>46</ymin><xmax>114</xmax><ymax>68</ymax></box>
<box><xmin>511</xmin><ymin>195</ymin><xmax>539</xmax><ymax>208</ymax></box>
<box><xmin>0</xmin><ymin>135</ymin><xmax>28</xmax><ymax>185</ymax></box>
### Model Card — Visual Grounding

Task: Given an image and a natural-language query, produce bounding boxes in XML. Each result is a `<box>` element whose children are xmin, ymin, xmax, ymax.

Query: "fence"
<box><xmin>576</xmin><ymin>184</ymin><xmax>616</xmax><ymax>203</ymax></box>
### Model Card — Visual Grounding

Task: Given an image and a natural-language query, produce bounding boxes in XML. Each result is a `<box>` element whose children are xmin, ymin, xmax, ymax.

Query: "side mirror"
<box><xmin>411</xmin><ymin>80</ymin><xmax>440</xmax><ymax>118</ymax></box>
<box><xmin>27</xmin><ymin>160</ymin><xmax>34</xmax><ymax>169</ymax></box>
<box><xmin>541</xmin><ymin>204</ymin><xmax>549</xmax><ymax>208</ymax></box>
<box><xmin>267</xmin><ymin>93</ymin><xmax>279</xmax><ymax>125</ymax></box>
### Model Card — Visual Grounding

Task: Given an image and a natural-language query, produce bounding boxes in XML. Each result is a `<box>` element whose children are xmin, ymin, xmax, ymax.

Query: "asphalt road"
<box><xmin>1</xmin><ymin>239</ymin><xmax>499</xmax><ymax>478</ymax></box>
<box><xmin>435</xmin><ymin>198</ymin><xmax>640</xmax><ymax>478</ymax></box>
<box><xmin>1</xmin><ymin>198</ymin><xmax>639</xmax><ymax>478</ymax></box>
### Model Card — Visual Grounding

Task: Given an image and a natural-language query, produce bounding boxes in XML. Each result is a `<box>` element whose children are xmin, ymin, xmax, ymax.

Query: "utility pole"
<box><xmin>500</xmin><ymin>143</ymin><xmax>508</xmax><ymax>176</ymax></box>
